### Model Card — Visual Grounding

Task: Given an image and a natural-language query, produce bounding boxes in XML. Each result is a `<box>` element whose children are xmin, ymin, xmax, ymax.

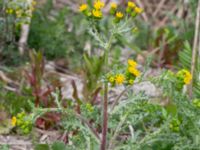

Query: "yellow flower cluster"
<box><xmin>79</xmin><ymin>1</ymin><xmax>104</xmax><ymax>19</ymax></box>
<box><xmin>176</xmin><ymin>69</ymin><xmax>192</xmax><ymax>85</ymax></box>
<box><xmin>128</xmin><ymin>59</ymin><xmax>137</xmax><ymax>68</ymax></box>
<box><xmin>128</xmin><ymin>67</ymin><xmax>140</xmax><ymax>77</ymax></box>
<box><xmin>184</xmin><ymin>71</ymin><xmax>192</xmax><ymax>84</ymax></box>
<box><xmin>128</xmin><ymin>2</ymin><xmax>136</xmax><ymax>8</ymax></box>
<box><xmin>108</xmin><ymin>74</ymin><xmax>125</xmax><ymax>85</ymax></box>
<box><xmin>126</xmin><ymin>1</ymin><xmax>143</xmax><ymax>16</ymax></box>
<box><xmin>135</xmin><ymin>7</ymin><xmax>143</xmax><ymax>14</ymax></box>
<box><xmin>116</xmin><ymin>12</ymin><xmax>124</xmax><ymax>19</ymax></box>
<box><xmin>93</xmin><ymin>1</ymin><xmax>104</xmax><ymax>18</ymax></box>
<box><xmin>181</xmin><ymin>70</ymin><xmax>192</xmax><ymax>85</ymax></box>
<box><xmin>92</xmin><ymin>9</ymin><xmax>103</xmax><ymax>18</ymax></box>
<box><xmin>107</xmin><ymin>59</ymin><xmax>141</xmax><ymax>86</ymax></box>
<box><xmin>111</xmin><ymin>2</ymin><xmax>117</xmax><ymax>9</ymax></box>
<box><xmin>127</xmin><ymin>59</ymin><xmax>140</xmax><ymax>77</ymax></box>
<box><xmin>79</xmin><ymin>1</ymin><xmax>143</xmax><ymax>21</ymax></box>
<box><xmin>79</xmin><ymin>4</ymin><xmax>88</xmax><ymax>12</ymax></box>
<box><xmin>94</xmin><ymin>0</ymin><xmax>105</xmax><ymax>10</ymax></box>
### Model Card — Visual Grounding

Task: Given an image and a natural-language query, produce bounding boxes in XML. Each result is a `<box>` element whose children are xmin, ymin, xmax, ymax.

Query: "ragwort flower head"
<box><xmin>115</xmin><ymin>74</ymin><xmax>125</xmax><ymax>85</ymax></box>
<box><xmin>11</xmin><ymin>116</ymin><xmax>17</xmax><ymax>126</ymax></box>
<box><xmin>128</xmin><ymin>59</ymin><xmax>137</xmax><ymax>68</ymax></box>
<box><xmin>134</xmin><ymin>7</ymin><xmax>143</xmax><ymax>14</ymax></box>
<box><xmin>128</xmin><ymin>67</ymin><xmax>141</xmax><ymax>77</ymax></box>
<box><xmin>183</xmin><ymin>71</ymin><xmax>192</xmax><ymax>84</ymax></box>
<box><xmin>128</xmin><ymin>1</ymin><xmax>136</xmax><ymax>8</ymax></box>
<box><xmin>116</xmin><ymin>11</ymin><xmax>124</xmax><ymax>19</ymax></box>
<box><xmin>94</xmin><ymin>0</ymin><xmax>105</xmax><ymax>10</ymax></box>
<box><xmin>79</xmin><ymin>4</ymin><xmax>88</xmax><ymax>12</ymax></box>
<box><xmin>92</xmin><ymin>9</ymin><xmax>103</xmax><ymax>18</ymax></box>
<box><xmin>176</xmin><ymin>69</ymin><xmax>192</xmax><ymax>85</ymax></box>
<box><xmin>111</xmin><ymin>2</ymin><xmax>117</xmax><ymax>9</ymax></box>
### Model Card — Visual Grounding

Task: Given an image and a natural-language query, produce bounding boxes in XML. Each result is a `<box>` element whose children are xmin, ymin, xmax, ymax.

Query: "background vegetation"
<box><xmin>0</xmin><ymin>0</ymin><xmax>200</xmax><ymax>150</ymax></box>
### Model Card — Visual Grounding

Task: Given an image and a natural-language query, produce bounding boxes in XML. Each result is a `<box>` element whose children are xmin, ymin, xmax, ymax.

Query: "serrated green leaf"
<box><xmin>51</xmin><ymin>141</ymin><xmax>66</xmax><ymax>150</ymax></box>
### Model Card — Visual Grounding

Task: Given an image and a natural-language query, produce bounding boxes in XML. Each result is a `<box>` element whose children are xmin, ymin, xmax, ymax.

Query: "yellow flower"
<box><xmin>111</xmin><ymin>2</ymin><xmax>117</xmax><ymax>9</ymax></box>
<box><xmin>184</xmin><ymin>71</ymin><xmax>192</xmax><ymax>84</ymax></box>
<box><xmin>184</xmin><ymin>77</ymin><xmax>191</xmax><ymax>85</ymax></box>
<box><xmin>128</xmin><ymin>1</ymin><xmax>136</xmax><ymax>8</ymax></box>
<box><xmin>79</xmin><ymin>4</ymin><xmax>88</xmax><ymax>12</ymax></box>
<box><xmin>92</xmin><ymin>9</ymin><xmax>103</xmax><ymax>18</ymax></box>
<box><xmin>134</xmin><ymin>7</ymin><xmax>143</xmax><ymax>14</ymax></box>
<box><xmin>128</xmin><ymin>67</ymin><xmax>141</xmax><ymax>77</ymax></box>
<box><xmin>115</xmin><ymin>74</ymin><xmax>125</xmax><ymax>84</ymax></box>
<box><xmin>11</xmin><ymin>116</ymin><xmax>17</xmax><ymax>126</ymax></box>
<box><xmin>116</xmin><ymin>11</ymin><xmax>123</xmax><ymax>19</ymax></box>
<box><xmin>128</xmin><ymin>59</ymin><xmax>137</xmax><ymax>67</ymax></box>
<box><xmin>109</xmin><ymin>76</ymin><xmax>115</xmax><ymax>83</ymax></box>
<box><xmin>94</xmin><ymin>1</ymin><xmax>105</xmax><ymax>10</ymax></box>
<box><xmin>177</xmin><ymin>69</ymin><xmax>192</xmax><ymax>85</ymax></box>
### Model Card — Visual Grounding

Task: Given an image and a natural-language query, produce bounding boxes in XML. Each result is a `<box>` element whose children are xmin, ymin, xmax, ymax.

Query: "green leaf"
<box><xmin>165</xmin><ymin>104</ymin><xmax>177</xmax><ymax>117</ymax></box>
<box><xmin>51</xmin><ymin>141</ymin><xmax>66</xmax><ymax>150</ymax></box>
<box><xmin>35</xmin><ymin>144</ymin><xmax>50</xmax><ymax>150</ymax></box>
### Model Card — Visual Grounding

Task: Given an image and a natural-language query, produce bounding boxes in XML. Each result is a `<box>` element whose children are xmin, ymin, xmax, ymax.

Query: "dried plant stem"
<box><xmin>190</xmin><ymin>0</ymin><xmax>200</xmax><ymax>97</ymax></box>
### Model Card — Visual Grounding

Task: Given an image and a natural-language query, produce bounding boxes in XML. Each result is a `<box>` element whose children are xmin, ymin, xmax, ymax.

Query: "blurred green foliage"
<box><xmin>0</xmin><ymin>0</ymin><xmax>28</xmax><ymax>66</ymax></box>
<box><xmin>0</xmin><ymin>83</ymin><xmax>33</xmax><ymax>115</ymax></box>
<box><xmin>28</xmin><ymin>0</ymin><xmax>94</xmax><ymax>67</ymax></box>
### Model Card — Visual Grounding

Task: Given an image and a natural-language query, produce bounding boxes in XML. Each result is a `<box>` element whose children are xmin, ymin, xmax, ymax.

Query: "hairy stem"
<box><xmin>101</xmin><ymin>83</ymin><xmax>108</xmax><ymax>150</ymax></box>
<box><xmin>100</xmin><ymin>30</ymin><xmax>114</xmax><ymax>149</ymax></box>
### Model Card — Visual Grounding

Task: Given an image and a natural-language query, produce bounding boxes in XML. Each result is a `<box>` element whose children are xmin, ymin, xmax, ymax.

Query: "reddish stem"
<box><xmin>101</xmin><ymin>83</ymin><xmax>108</xmax><ymax>150</ymax></box>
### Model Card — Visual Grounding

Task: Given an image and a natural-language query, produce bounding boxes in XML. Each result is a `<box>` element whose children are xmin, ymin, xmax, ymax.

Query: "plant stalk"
<box><xmin>100</xmin><ymin>31</ymin><xmax>114</xmax><ymax>149</ymax></box>
<box><xmin>101</xmin><ymin>83</ymin><xmax>108</xmax><ymax>150</ymax></box>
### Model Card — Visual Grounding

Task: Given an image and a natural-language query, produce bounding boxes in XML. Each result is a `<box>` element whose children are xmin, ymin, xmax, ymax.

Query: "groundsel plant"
<box><xmin>80</xmin><ymin>1</ymin><xmax>143</xmax><ymax>149</ymax></box>
<box><xmin>18</xmin><ymin>67</ymin><xmax>196</xmax><ymax>149</ymax></box>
